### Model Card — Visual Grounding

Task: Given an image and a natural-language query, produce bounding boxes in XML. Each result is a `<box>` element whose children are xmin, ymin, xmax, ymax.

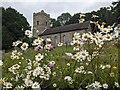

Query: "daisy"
<box><xmin>70</xmin><ymin>41</ymin><xmax>75</xmax><ymax>46</ymax></box>
<box><xmin>58</xmin><ymin>43</ymin><xmax>63</xmax><ymax>47</ymax></box>
<box><xmin>74</xmin><ymin>32</ymin><xmax>80</xmax><ymax>38</ymax></box>
<box><xmin>104</xmin><ymin>34</ymin><xmax>112</xmax><ymax>41</ymax></box>
<box><xmin>21</xmin><ymin>42</ymin><xmax>29</xmax><ymax>51</ymax></box>
<box><xmin>80</xmin><ymin>50</ymin><xmax>89</xmax><ymax>57</ymax></box>
<box><xmin>79</xmin><ymin>18</ymin><xmax>85</xmax><ymax>23</ymax></box>
<box><xmin>44</xmin><ymin>44</ymin><xmax>51</xmax><ymax>50</ymax></box>
<box><xmin>65</xmin><ymin>53</ymin><xmax>73</xmax><ymax>57</ymax></box>
<box><xmin>12</xmin><ymin>40</ymin><xmax>22</xmax><ymax>47</ymax></box>
<box><xmin>73</xmin><ymin>46</ymin><xmax>80</xmax><ymax>51</ymax></box>
<box><xmin>44</xmin><ymin>74</ymin><xmax>50</xmax><ymax>80</ymax></box>
<box><xmin>49</xmin><ymin>61</ymin><xmax>55</xmax><ymax>65</ymax></box>
<box><xmin>35</xmin><ymin>53</ymin><xmax>44</xmax><ymax>61</ymax></box>
<box><xmin>115</xmin><ymin>82</ymin><xmax>119</xmax><ymax>88</ymax></box>
<box><xmin>33</xmin><ymin>39</ymin><xmax>41</xmax><ymax>46</ymax></box>
<box><xmin>5</xmin><ymin>82</ymin><xmax>13</xmax><ymax>88</ymax></box>
<box><xmin>103</xmin><ymin>83</ymin><xmax>108</xmax><ymax>89</ymax></box>
<box><xmin>0</xmin><ymin>60</ymin><xmax>3</xmax><ymax>66</ymax></box>
<box><xmin>24</xmin><ymin>79</ymin><xmax>33</xmax><ymax>87</ymax></box>
<box><xmin>92</xmin><ymin>81</ymin><xmax>102</xmax><ymax>89</ymax></box>
<box><xmin>46</xmin><ymin>38</ymin><xmax>52</xmax><ymax>42</ymax></box>
<box><xmin>64</xmin><ymin>76</ymin><xmax>72</xmax><ymax>81</ymax></box>
<box><xmin>53</xmin><ymin>83</ymin><xmax>57</xmax><ymax>87</ymax></box>
<box><xmin>32</xmin><ymin>82</ymin><xmax>40</xmax><ymax>88</ymax></box>
<box><xmin>12</xmin><ymin>64</ymin><xmax>20</xmax><ymax>69</ymax></box>
<box><xmin>101</xmin><ymin>28</ymin><xmax>109</xmax><ymax>33</ymax></box>
<box><xmin>95</xmin><ymin>40</ymin><xmax>104</xmax><ymax>47</ymax></box>
<box><xmin>25</xmin><ymin>30</ymin><xmax>32</xmax><ymax>36</ymax></box>
<box><xmin>82</xmin><ymin>33</ymin><xmax>90</xmax><ymax>41</ymax></box>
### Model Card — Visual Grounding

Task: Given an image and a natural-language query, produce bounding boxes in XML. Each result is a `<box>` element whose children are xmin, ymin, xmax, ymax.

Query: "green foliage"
<box><xmin>2</xmin><ymin>26</ymin><xmax>14</xmax><ymax>50</ymax></box>
<box><xmin>112</xmin><ymin>1</ymin><xmax>120</xmax><ymax>25</ymax></box>
<box><xmin>57</xmin><ymin>12</ymin><xmax>71</xmax><ymax>26</ymax></box>
<box><xmin>1</xmin><ymin>7</ymin><xmax>31</xmax><ymax>50</ymax></box>
<box><xmin>66</xmin><ymin>13</ymin><xmax>80</xmax><ymax>25</ymax></box>
<box><xmin>51</xmin><ymin>1</ymin><xmax>120</xmax><ymax>27</ymax></box>
<box><xmin>2</xmin><ymin>44</ymin><xmax>119</xmax><ymax>89</ymax></box>
<box><xmin>50</xmin><ymin>18</ymin><xmax>61</xmax><ymax>28</ymax></box>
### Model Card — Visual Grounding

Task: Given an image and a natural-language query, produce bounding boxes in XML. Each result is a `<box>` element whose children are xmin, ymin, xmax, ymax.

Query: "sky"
<box><xmin>1</xmin><ymin>0</ymin><xmax>117</xmax><ymax>26</ymax></box>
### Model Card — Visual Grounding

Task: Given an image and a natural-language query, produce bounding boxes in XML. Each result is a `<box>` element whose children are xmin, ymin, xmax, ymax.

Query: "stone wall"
<box><xmin>33</xmin><ymin>10</ymin><xmax>50</xmax><ymax>37</ymax></box>
<box><xmin>41</xmin><ymin>28</ymin><xmax>90</xmax><ymax>46</ymax></box>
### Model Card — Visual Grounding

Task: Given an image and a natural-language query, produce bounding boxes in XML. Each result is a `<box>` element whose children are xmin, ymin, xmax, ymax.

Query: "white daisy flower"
<box><xmin>25</xmin><ymin>30</ymin><xmax>32</xmax><ymax>36</ymax></box>
<box><xmin>104</xmin><ymin>34</ymin><xmax>112</xmax><ymax>41</ymax></box>
<box><xmin>82</xmin><ymin>33</ymin><xmax>90</xmax><ymax>41</ymax></box>
<box><xmin>35</xmin><ymin>53</ymin><xmax>44</xmax><ymax>61</ymax></box>
<box><xmin>73</xmin><ymin>46</ymin><xmax>80</xmax><ymax>51</ymax></box>
<box><xmin>21</xmin><ymin>42</ymin><xmax>29</xmax><ymax>51</ymax></box>
<box><xmin>33</xmin><ymin>39</ymin><xmax>42</xmax><ymax>46</ymax></box>
<box><xmin>103</xmin><ymin>83</ymin><xmax>108</xmax><ymax>89</ymax></box>
<box><xmin>24</xmin><ymin>79</ymin><xmax>33</xmax><ymax>87</ymax></box>
<box><xmin>53</xmin><ymin>83</ymin><xmax>57</xmax><ymax>87</ymax></box>
<box><xmin>32</xmin><ymin>82</ymin><xmax>40</xmax><ymax>88</ymax></box>
<box><xmin>64</xmin><ymin>76</ymin><xmax>72</xmax><ymax>81</ymax></box>
<box><xmin>65</xmin><ymin>53</ymin><xmax>73</xmax><ymax>57</ymax></box>
<box><xmin>46</xmin><ymin>38</ymin><xmax>52</xmax><ymax>42</ymax></box>
<box><xmin>101</xmin><ymin>28</ymin><xmax>110</xmax><ymax>33</ymax></box>
<box><xmin>44</xmin><ymin>44</ymin><xmax>51</xmax><ymax>50</ymax></box>
<box><xmin>58</xmin><ymin>43</ymin><xmax>63</xmax><ymax>47</ymax></box>
<box><xmin>92</xmin><ymin>81</ymin><xmax>102</xmax><ymax>89</ymax></box>
<box><xmin>0</xmin><ymin>60</ymin><xmax>3</xmax><ymax>66</ymax></box>
<box><xmin>115</xmin><ymin>82</ymin><xmax>119</xmax><ymax>87</ymax></box>
<box><xmin>5</xmin><ymin>82</ymin><xmax>13</xmax><ymax>88</ymax></box>
<box><xmin>80</xmin><ymin>50</ymin><xmax>89</xmax><ymax>57</ymax></box>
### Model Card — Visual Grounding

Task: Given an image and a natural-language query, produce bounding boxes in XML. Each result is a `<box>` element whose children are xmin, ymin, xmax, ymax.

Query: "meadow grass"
<box><xmin>2</xmin><ymin>43</ymin><xmax>119</xmax><ymax>89</ymax></box>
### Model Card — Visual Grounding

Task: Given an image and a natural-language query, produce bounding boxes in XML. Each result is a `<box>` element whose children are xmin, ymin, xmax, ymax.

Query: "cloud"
<box><xmin>2</xmin><ymin>1</ymin><xmax>113</xmax><ymax>26</ymax></box>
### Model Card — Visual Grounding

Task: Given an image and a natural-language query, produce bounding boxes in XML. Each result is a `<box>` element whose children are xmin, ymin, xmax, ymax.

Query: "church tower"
<box><xmin>33</xmin><ymin>10</ymin><xmax>50</xmax><ymax>37</ymax></box>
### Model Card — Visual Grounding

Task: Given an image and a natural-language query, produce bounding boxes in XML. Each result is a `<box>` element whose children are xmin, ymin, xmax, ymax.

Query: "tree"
<box><xmin>67</xmin><ymin>13</ymin><xmax>80</xmax><ymax>24</ymax></box>
<box><xmin>2</xmin><ymin>26</ymin><xmax>14</xmax><ymax>50</ymax></box>
<box><xmin>112</xmin><ymin>1</ymin><xmax>120</xmax><ymax>25</ymax></box>
<box><xmin>57</xmin><ymin>12</ymin><xmax>71</xmax><ymax>26</ymax></box>
<box><xmin>2</xmin><ymin>7</ymin><xmax>31</xmax><ymax>40</ymax></box>
<box><xmin>50</xmin><ymin>18</ymin><xmax>61</xmax><ymax>28</ymax></box>
<box><xmin>2</xmin><ymin>7</ymin><xmax>31</xmax><ymax>50</ymax></box>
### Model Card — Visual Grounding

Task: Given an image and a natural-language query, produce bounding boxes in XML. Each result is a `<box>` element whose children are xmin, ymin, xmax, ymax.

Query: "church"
<box><xmin>33</xmin><ymin>10</ymin><xmax>92</xmax><ymax>45</ymax></box>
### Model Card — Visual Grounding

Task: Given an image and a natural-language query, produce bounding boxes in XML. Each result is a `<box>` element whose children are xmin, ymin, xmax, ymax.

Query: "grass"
<box><xmin>2</xmin><ymin>43</ymin><xmax>120</xmax><ymax>89</ymax></box>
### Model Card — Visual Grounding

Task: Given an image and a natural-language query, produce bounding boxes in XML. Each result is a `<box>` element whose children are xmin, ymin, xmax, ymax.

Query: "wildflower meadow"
<box><xmin>1</xmin><ymin>15</ymin><xmax>120</xmax><ymax>90</ymax></box>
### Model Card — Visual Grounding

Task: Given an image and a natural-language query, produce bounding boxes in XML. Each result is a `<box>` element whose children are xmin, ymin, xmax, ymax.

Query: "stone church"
<box><xmin>33</xmin><ymin>10</ymin><xmax>92</xmax><ymax>45</ymax></box>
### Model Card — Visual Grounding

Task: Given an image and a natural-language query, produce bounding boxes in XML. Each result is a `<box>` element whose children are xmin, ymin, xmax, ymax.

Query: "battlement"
<box><xmin>33</xmin><ymin>10</ymin><xmax>50</xmax><ymax>17</ymax></box>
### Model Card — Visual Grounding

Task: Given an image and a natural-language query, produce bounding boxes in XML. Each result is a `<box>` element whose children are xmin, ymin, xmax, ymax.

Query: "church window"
<box><xmin>46</xmin><ymin>22</ymin><xmax>47</xmax><ymax>25</ymax></box>
<box><xmin>37</xmin><ymin>21</ymin><xmax>39</xmax><ymax>25</ymax></box>
<box><xmin>63</xmin><ymin>35</ymin><xmax>66</xmax><ymax>44</ymax></box>
<box><xmin>54</xmin><ymin>36</ymin><xmax>58</xmax><ymax>45</ymax></box>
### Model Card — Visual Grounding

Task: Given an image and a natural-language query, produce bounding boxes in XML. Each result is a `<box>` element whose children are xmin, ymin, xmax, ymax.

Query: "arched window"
<box><xmin>54</xmin><ymin>36</ymin><xmax>58</xmax><ymax>45</ymax></box>
<box><xmin>46</xmin><ymin>22</ymin><xmax>47</xmax><ymax>25</ymax></box>
<box><xmin>63</xmin><ymin>35</ymin><xmax>66</xmax><ymax>44</ymax></box>
<box><xmin>37</xmin><ymin>21</ymin><xmax>39</xmax><ymax>25</ymax></box>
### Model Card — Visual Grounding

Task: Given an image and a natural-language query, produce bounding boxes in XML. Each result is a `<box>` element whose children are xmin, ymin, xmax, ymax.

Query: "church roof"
<box><xmin>39</xmin><ymin>21</ymin><xmax>91</xmax><ymax>36</ymax></box>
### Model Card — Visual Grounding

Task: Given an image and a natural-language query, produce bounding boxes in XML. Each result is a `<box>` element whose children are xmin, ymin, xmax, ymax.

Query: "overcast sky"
<box><xmin>1</xmin><ymin>0</ymin><xmax>116</xmax><ymax>26</ymax></box>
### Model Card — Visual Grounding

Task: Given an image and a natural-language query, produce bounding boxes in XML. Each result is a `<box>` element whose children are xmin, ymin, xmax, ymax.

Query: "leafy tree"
<box><xmin>50</xmin><ymin>18</ymin><xmax>61</xmax><ymax>28</ymax></box>
<box><xmin>2</xmin><ymin>7</ymin><xmax>30</xmax><ymax>40</ymax></box>
<box><xmin>2</xmin><ymin>26</ymin><xmax>14</xmax><ymax>50</ymax></box>
<box><xmin>67</xmin><ymin>13</ymin><xmax>80</xmax><ymax>25</ymax></box>
<box><xmin>112</xmin><ymin>1</ymin><xmax>120</xmax><ymax>25</ymax></box>
<box><xmin>2</xmin><ymin>7</ymin><xmax>31</xmax><ymax>50</ymax></box>
<box><xmin>57</xmin><ymin>12</ymin><xmax>71</xmax><ymax>26</ymax></box>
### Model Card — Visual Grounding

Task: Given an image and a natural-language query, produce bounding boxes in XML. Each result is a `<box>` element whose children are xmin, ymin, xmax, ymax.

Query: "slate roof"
<box><xmin>39</xmin><ymin>21</ymin><xmax>90</xmax><ymax>36</ymax></box>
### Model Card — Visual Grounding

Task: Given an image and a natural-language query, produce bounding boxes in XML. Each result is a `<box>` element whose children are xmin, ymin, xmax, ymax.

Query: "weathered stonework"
<box><xmin>33</xmin><ymin>11</ymin><xmax>91</xmax><ymax>45</ymax></box>
<box><xmin>33</xmin><ymin>10</ymin><xmax>50</xmax><ymax>37</ymax></box>
<box><xmin>41</xmin><ymin>28</ymin><xmax>90</xmax><ymax>46</ymax></box>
